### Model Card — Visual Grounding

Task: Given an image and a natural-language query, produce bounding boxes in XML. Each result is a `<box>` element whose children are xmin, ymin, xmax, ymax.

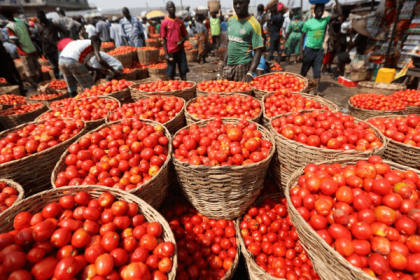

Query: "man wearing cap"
<box><xmin>53</xmin><ymin>8</ymin><xmax>81</xmax><ymax>40</ymax></box>
<box><xmin>110</xmin><ymin>16</ymin><xmax>125</xmax><ymax>48</ymax></box>
<box><xmin>120</xmin><ymin>7</ymin><xmax>145</xmax><ymax>47</ymax></box>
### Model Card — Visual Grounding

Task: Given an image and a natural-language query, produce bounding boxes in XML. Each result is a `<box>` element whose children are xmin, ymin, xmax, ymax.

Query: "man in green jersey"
<box><xmin>222</xmin><ymin>0</ymin><xmax>264</xmax><ymax>82</ymax></box>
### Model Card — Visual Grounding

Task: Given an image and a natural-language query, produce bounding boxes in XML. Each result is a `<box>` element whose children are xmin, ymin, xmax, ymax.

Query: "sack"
<box><xmin>348</xmin><ymin>54</ymin><xmax>365</xmax><ymax>71</ymax></box>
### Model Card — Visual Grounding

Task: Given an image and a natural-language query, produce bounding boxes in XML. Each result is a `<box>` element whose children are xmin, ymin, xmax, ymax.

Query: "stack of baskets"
<box><xmin>148</xmin><ymin>65</ymin><xmax>168</xmax><ymax>81</ymax></box>
<box><xmin>186</xmin><ymin>50</ymin><xmax>198</xmax><ymax>62</ymax></box>
<box><xmin>112</xmin><ymin>51</ymin><xmax>135</xmax><ymax>68</ymax></box>
<box><xmin>146</xmin><ymin>39</ymin><xmax>161</xmax><ymax>48</ymax></box>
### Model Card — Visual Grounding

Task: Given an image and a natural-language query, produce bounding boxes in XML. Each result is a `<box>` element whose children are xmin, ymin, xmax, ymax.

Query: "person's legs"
<box><xmin>176</xmin><ymin>49</ymin><xmax>189</xmax><ymax>81</ymax></box>
<box><xmin>3</xmin><ymin>55</ymin><xmax>26</xmax><ymax>95</ymax></box>
<box><xmin>312</xmin><ymin>48</ymin><xmax>325</xmax><ymax>95</ymax></box>
<box><xmin>46</xmin><ymin>51</ymin><xmax>60</xmax><ymax>79</ymax></box>
<box><xmin>69</xmin><ymin>61</ymin><xmax>95</xmax><ymax>91</ymax></box>
<box><xmin>166</xmin><ymin>53</ymin><xmax>177</xmax><ymax>80</ymax></box>
<box><xmin>300</xmin><ymin>47</ymin><xmax>315</xmax><ymax>77</ymax></box>
<box><xmin>59</xmin><ymin>58</ymin><xmax>78</xmax><ymax>97</ymax></box>
<box><xmin>267</xmin><ymin>34</ymin><xmax>279</xmax><ymax>61</ymax></box>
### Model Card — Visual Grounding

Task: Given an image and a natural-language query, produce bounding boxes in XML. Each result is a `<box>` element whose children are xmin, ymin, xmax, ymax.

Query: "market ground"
<box><xmin>186</xmin><ymin>56</ymin><xmax>360</xmax><ymax>112</ymax></box>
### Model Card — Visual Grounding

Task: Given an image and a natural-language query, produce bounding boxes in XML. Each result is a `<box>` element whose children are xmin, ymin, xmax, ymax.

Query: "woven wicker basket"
<box><xmin>186</xmin><ymin>50</ymin><xmax>198</xmax><ymax>62</ymax></box>
<box><xmin>217</xmin><ymin>48</ymin><xmax>227</xmax><ymax>60</ymax></box>
<box><xmin>146</xmin><ymin>39</ymin><xmax>161</xmax><ymax>48</ymax></box>
<box><xmin>130</xmin><ymin>81</ymin><xmax>197</xmax><ymax>102</ymax></box>
<box><xmin>112</xmin><ymin>52</ymin><xmax>134</xmax><ymax>68</ymax></box>
<box><xmin>119</xmin><ymin>70</ymin><xmax>137</xmax><ymax>81</ymax></box>
<box><xmin>357</xmin><ymin>81</ymin><xmax>406</xmax><ymax>96</ymax></box>
<box><xmin>38</xmin><ymin>80</ymin><xmax>68</xmax><ymax>94</ymax></box>
<box><xmin>27</xmin><ymin>92</ymin><xmax>69</xmax><ymax>107</ymax></box>
<box><xmin>172</xmin><ymin>118</ymin><xmax>275</xmax><ymax>219</ymax></box>
<box><xmin>251</xmin><ymin>72</ymin><xmax>309</xmax><ymax>100</ymax></box>
<box><xmin>184</xmin><ymin>93</ymin><xmax>262</xmax><ymax>125</ymax></box>
<box><xmin>0</xmin><ymin>85</ymin><xmax>20</xmax><ymax>95</ymax></box>
<box><xmin>196</xmin><ymin>88</ymin><xmax>253</xmax><ymax>97</ymax></box>
<box><xmin>99</xmin><ymin>88</ymin><xmax>132</xmax><ymax>105</ymax></box>
<box><xmin>100</xmin><ymin>45</ymin><xmax>115</xmax><ymax>53</ymax></box>
<box><xmin>348</xmin><ymin>100</ymin><xmax>405</xmax><ymax>120</ymax></box>
<box><xmin>136</xmin><ymin>68</ymin><xmax>149</xmax><ymax>80</ymax></box>
<box><xmin>285</xmin><ymin>157</ymin><xmax>419</xmax><ymax>280</ymax></box>
<box><xmin>0</xmin><ymin>179</ymin><xmax>25</xmax><ymax>219</ymax></box>
<box><xmin>404</xmin><ymin>105</ymin><xmax>420</xmax><ymax>115</ymax></box>
<box><xmin>137</xmin><ymin>48</ymin><xmax>159</xmax><ymax>65</ymax></box>
<box><xmin>189</xmin><ymin>37</ymin><xmax>197</xmax><ymax>47</ymax></box>
<box><xmin>0</xmin><ymin>81</ymin><xmax>9</xmax><ymax>87</ymax></box>
<box><xmin>52</xmin><ymin>119</ymin><xmax>172</xmax><ymax>209</ymax></box>
<box><xmin>0</xmin><ymin>119</ymin><xmax>86</xmax><ymax>196</ymax></box>
<box><xmin>268</xmin><ymin>110</ymin><xmax>388</xmax><ymax>191</ymax></box>
<box><xmin>0</xmin><ymin>99</ymin><xmax>26</xmax><ymax>111</ymax></box>
<box><xmin>0</xmin><ymin>185</ymin><xmax>178</xmax><ymax>280</ymax></box>
<box><xmin>148</xmin><ymin>66</ymin><xmax>168</xmax><ymax>80</ymax></box>
<box><xmin>0</xmin><ymin>103</ymin><xmax>48</xmax><ymax>129</ymax></box>
<box><xmin>262</xmin><ymin>92</ymin><xmax>339</xmax><ymax>128</ymax></box>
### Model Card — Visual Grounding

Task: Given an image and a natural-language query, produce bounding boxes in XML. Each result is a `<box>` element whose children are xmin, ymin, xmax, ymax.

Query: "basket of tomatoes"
<box><xmin>171</xmin><ymin>118</ymin><xmax>275</xmax><ymax>219</ymax></box>
<box><xmin>100</xmin><ymin>41</ymin><xmax>115</xmax><ymax>53</ymax></box>
<box><xmin>196</xmin><ymin>80</ymin><xmax>253</xmax><ymax>97</ymax></box>
<box><xmin>38</xmin><ymin>56</ymin><xmax>50</xmax><ymax>67</ymax></box>
<box><xmin>268</xmin><ymin>110</ymin><xmax>387</xmax><ymax>191</ymax></box>
<box><xmin>77</xmin><ymin>80</ymin><xmax>133</xmax><ymax>104</ymax></box>
<box><xmin>0</xmin><ymin>186</ymin><xmax>178</xmax><ymax>280</ymax></box>
<box><xmin>146</xmin><ymin>38</ymin><xmax>161</xmax><ymax>48</ymax></box>
<box><xmin>186</xmin><ymin>49</ymin><xmax>198</xmax><ymax>62</ymax></box>
<box><xmin>286</xmin><ymin>155</ymin><xmax>420</xmax><ymax>280</ymax></box>
<box><xmin>0</xmin><ymin>179</ymin><xmax>24</xmax><ymax>219</ymax></box>
<box><xmin>120</xmin><ymin>68</ymin><xmax>137</xmax><ymax>81</ymax></box>
<box><xmin>137</xmin><ymin>47</ymin><xmax>159</xmax><ymax>65</ymax></box>
<box><xmin>0</xmin><ymin>94</ymin><xmax>26</xmax><ymax>110</ymax></box>
<box><xmin>130</xmin><ymin>80</ymin><xmax>197</xmax><ymax>102</ymax></box>
<box><xmin>367</xmin><ymin>114</ymin><xmax>420</xmax><ymax>170</ymax></box>
<box><xmin>0</xmin><ymin>118</ymin><xmax>86</xmax><ymax>196</ymax></box>
<box><xmin>0</xmin><ymin>86</ymin><xmax>20</xmax><ymax>96</ymax></box>
<box><xmin>108</xmin><ymin>46</ymin><xmax>137</xmax><ymax>68</ymax></box>
<box><xmin>26</xmin><ymin>92</ymin><xmax>69</xmax><ymax>106</ymax></box>
<box><xmin>348</xmin><ymin>94</ymin><xmax>406</xmax><ymax>120</ymax></box>
<box><xmin>132</xmin><ymin>62</ymin><xmax>149</xmax><ymax>80</ymax></box>
<box><xmin>107</xmin><ymin>95</ymin><xmax>186</xmax><ymax>135</ymax></box>
<box><xmin>262</xmin><ymin>90</ymin><xmax>338</xmax><ymax>128</ymax></box>
<box><xmin>0</xmin><ymin>103</ymin><xmax>48</xmax><ymax>129</ymax></box>
<box><xmin>147</xmin><ymin>63</ymin><xmax>168</xmax><ymax>81</ymax></box>
<box><xmin>0</xmin><ymin>78</ymin><xmax>8</xmax><ymax>87</ymax></box>
<box><xmin>250</xmin><ymin>72</ymin><xmax>308</xmax><ymax>100</ymax></box>
<box><xmin>52</xmin><ymin>118</ymin><xmax>172</xmax><ymax>209</ymax></box>
<box><xmin>185</xmin><ymin>93</ymin><xmax>262</xmax><ymax>125</ymax></box>
<box><xmin>38</xmin><ymin>80</ymin><xmax>68</xmax><ymax>94</ymax></box>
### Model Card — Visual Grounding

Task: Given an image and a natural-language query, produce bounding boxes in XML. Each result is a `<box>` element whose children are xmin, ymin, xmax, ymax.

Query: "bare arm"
<box><xmin>162</xmin><ymin>37</ymin><xmax>169</xmax><ymax>60</ymax></box>
<box><xmin>92</xmin><ymin>42</ymin><xmax>114</xmax><ymax>73</ymax></box>
<box><xmin>243</xmin><ymin>48</ymin><xmax>263</xmax><ymax>82</ymax></box>
<box><xmin>299</xmin><ymin>32</ymin><xmax>306</xmax><ymax>60</ymax></box>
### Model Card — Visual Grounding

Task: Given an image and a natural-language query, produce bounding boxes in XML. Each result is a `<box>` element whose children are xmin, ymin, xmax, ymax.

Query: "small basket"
<box><xmin>0</xmin><ymin>185</ymin><xmax>178</xmax><ymax>280</ymax></box>
<box><xmin>268</xmin><ymin>110</ymin><xmax>388</xmax><ymax>191</ymax></box>
<box><xmin>0</xmin><ymin>179</ymin><xmax>25</xmax><ymax>219</ymax></box>
<box><xmin>0</xmin><ymin>86</ymin><xmax>20</xmax><ymax>96</ymax></box>
<box><xmin>172</xmin><ymin>118</ymin><xmax>275</xmax><ymax>220</ymax></box>
<box><xmin>185</xmin><ymin>93</ymin><xmax>262</xmax><ymax>125</ymax></box>
<box><xmin>0</xmin><ymin>103</ymin><xmax>48</xmax><ymax>129</ymax></box>
<box><xmin>146</xmin><ymin>39</ymin><xmax>161</xmax><ymax>48</ymax></box>
<box><xmin>111</xmin><ymin>52</ymin><xmax>134</xmax><ymax>68</ymax></box>
<box><xmin>38</xmin><ymin>80</ymin><xmax>68</xmax><ymax>95</ymax></box>
<box><xmin>357</xmin><ymin>81</ymin><xmax>406</xmax><ymax>96</ymax></box>
<box><xmin>137</xmin><ymin>48</ymin><xmax>159</xmax><ymax>65</ymax></box>
<box><xmin>348</xmin><ymin>99</ymin><xmax>405</xmax><ymax>120</ymax></box>
<box><xmin>285</xmin><ymin>157</ymin><xmax>418</xmax><ymax>280</ymax></box>
<box><xmin>119</xmin><ymin>70</ymin><xmax>137</xmax><ymax>81</ymax></box>
<box><xmin>208</xmin><ymin>0</ymin><xmax>221</xmax><ymax>13</ymax></box>
<box><xmin>251</xmin><ymin>72</ymin><xmax>309</xmax><ymax>100</ymax></box>
<box><xmin>0</xmin><ymin>119</ymin><xmax>86</xmax><ymax>196</ymax></box>
<box><xmin>148</xmin><ymin>66</ymin><xmax>168</xmax><ymax>81</ymax></box>
<box><xmin>136</xmin><ymin>68</ymin><xmax>149</xmax><ymax>80</ymax></box>
<box><xmin>52</xmin><ymin>119</ymin><xmax>172</xmax><ymax>209</ymax></box>
<box><xmin>186</xmin><ymin>50</ymin><xmax>198</xmax><ymax>62</ymax></box>
<box><xmin>130</xmin><ymin>81</ymin><xmax>197</xmax><ymax>102</ymax></box>
<box><xmin>262</xmin><ymin>92</ymin><xmax>339</xmax><ymax>128</ymax></box>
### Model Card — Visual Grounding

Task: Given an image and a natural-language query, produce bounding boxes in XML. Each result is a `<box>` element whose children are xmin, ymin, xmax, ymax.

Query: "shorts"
<box><xmin>167</xmin><ymin>49</ymin><xmax>189</xmax><ymax>77</ymax></box>
<box><xmin>222</xmin><ymin>61</ymin><xmax>252</xmax><ymax>82</ymax></box>
<box><xmin>300</xmin><ymin>47</ymin><xmax>324</xmax><ymax>79</ymax></box>
<box><xmin>21</xmin><ymin>54</ymin><xmax>41</xmax><ymax>77</ymax></box>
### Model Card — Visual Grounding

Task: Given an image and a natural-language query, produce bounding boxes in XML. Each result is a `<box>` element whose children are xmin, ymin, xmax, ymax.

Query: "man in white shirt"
<box><xmin>95</xmin><ymin>17</ymin><xmax>110</xmax><ymax>42</ymax></box>
<box><xmin>85</xmin><ymin>20</ymin><xmax>97</xmax><ymax>38</ymax></box>
<box><xmin>88</xmin><ymin>51</ymin><xmax>123</xmax><ymax>81</ymax></box>
<box><xmin>110</xmin><ymin>16</ymin><xmax>125</xmax><ymax>48</ymax></box>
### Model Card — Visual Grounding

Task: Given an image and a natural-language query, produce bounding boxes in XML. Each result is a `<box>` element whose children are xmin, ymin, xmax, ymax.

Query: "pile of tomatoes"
<box><xmin>240</xmin><ymin>196</ymin><xmax>320</xmax><ymax>280</ymax></box>
<box><xmin>55</xmin><ymin>119</ymin><xmax>169</xmax><ymax>191</ymax></box>
<box><xmin>197</xmin><ymin>80</ymin><xmax>251</xmax><ymax>93</ymax></box>
<box><xmin>271</xmin><ymin>63</ymin><xmax>284</xmax><ymax>71</ymax></box>
<box><xmin>291</xmin><ymin>155</ymin><xmax>420</xmax><ymax>278</ymax></box>
<box><xmin>0</xmin><ymin>181</ymin><xmax>20</xmax><ymax>213</ymax></box>
<box><xmin>78</xmin><ymin>80</ymin><xmax>133</xmax><ymax>98</ymax></box>
<box><xmin>161</xmin><ymin>199</ymin><xmax>238</xmax><ymax>279</ymax></box>
<box><xmin>108</xmin><ymin>46</ymin><xmax>137</xmax><ymax>56</ymax></box>
<box><xmin>271</xmin><ymin>110</ymin><xmax>383</xmax><ymax>151</ymax></box>
<box><xmin>0</xmin><ymin>103</ymin><xmax>43</xmax><ymax>116</ymax></box>
<box><xmin>108</xmin><ymin>96</ymin><xmax>184</xmax><ymax>124</ymax></box>
<box><xmin>159</xmin><ymin>48</ymin><xmax>165</xmax><ymax>56</ymax></box>
<box><xmin>350</xmin><ymin>93</ymin><xmax>406</xmax><ymax>111</ymax></box>
<box><xmin>0</xmin><ymin>118</ymin><xmax>84</xmax><ymax>164</ymax></box>
<box><xmin>393</xmin><ymin>90</ymin><xmax>420</xmax><ymax>107</ymax></box>
<box><xmin>172</xmin><ymin>119</ymin><xmax>273</xmax><ymax>166</ymax></box>
<box><xmin>135</xmin><ymin>80</ymin><xmax>193</xmax><ymax>92</ymax></box>
<box><xmin>250</xmin><ymin>73</ymin><xmax>306</xmax><ymax>93</ymax></box>
<box><xmin>48</xmin><ymin>80</ymin><xmax>67</xmax><ymax>90</ymax></box>
<box><xmin>0</xmin><ymin>94</ymin><xmax>25</xmax><ymax>106</ymax></box>
<box><xmin>101</xmin><ymin>42</ymin><xmax>114</xmax><ymax>48</ymax></box>
<box><xmin>0</xmin><ymin>190</ymin><xmax>175</xmax><ymax>280</ymax></box>
<box><xmin>28</xmin><ymin>93</ymin><xmax>63</xmax><ymax>101</ymax></box>
<box><xmin>368</xmin><ymin>115</ymin><xmax>420</xmax><ymax>147</ymax></box>
<box><xmin>187</xmin><ymin>93</ymin><xmax>261</xmax><ymax>120</ymax></box>
<box><xmin>38</xmin><ymin>97</ymin><xmax>119</xmax><ymax>122</ymax></box>
<box><xmin>138</xmin><ymin>47</ymin><xmax>158</xmax><ymax>51</ymax></box>
<box><xmin>49</xmin><ymin>98</ymin><xmax>73</xmax><ymax>110</ymax></box>
<box><xmin>148</xmin><ymin>63</ymin><xmax>167</xmax><ymax>69</ymax></box>
<box><xmin>122</xmin><ymin>68</ymin><xmax>135</xmax><ymax>74</ymax></box>
<box><xmin>132</xmin><ymin>62</ymin><xmax>147</xmax><ymax>70</ymax></box>
<box><xmin>264</xmin><ymin>90</ymin><xmax>330</xmax><ymax>118</ymax></box>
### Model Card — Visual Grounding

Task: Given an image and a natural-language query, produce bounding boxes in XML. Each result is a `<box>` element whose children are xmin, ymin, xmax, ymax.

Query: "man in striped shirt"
<box><xmin>120</xmin><ymin>7</ymin><xmax>145</xmax><ymax>47</ymax></box>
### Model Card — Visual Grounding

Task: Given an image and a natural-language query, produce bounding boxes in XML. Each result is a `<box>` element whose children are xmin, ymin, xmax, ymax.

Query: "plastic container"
<box><xmin>376</xmin><ymin>68</ymin><xmax>396</xmax><ymax>83</ymax></box>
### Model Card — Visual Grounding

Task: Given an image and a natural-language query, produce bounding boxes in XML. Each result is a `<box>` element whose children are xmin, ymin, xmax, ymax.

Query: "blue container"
<box><xmin>308</xmin><ymin>0</ymin><xmax>330</xmax><ymax>4</ymax></box>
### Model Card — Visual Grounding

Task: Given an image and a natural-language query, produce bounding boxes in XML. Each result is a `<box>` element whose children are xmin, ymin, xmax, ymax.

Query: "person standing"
<box><xmin>220</xmin><ymin>16</ymin><xmax>228</xmax><ymax>48</ymax></box>
<box><xmin>53</xmin><ymin>8</ymin><xmax>81</xmax><ymax>40</ymax></box>
<box><xmin>266</xmin><ymin>3</ymin><xmax>285</xmax><ymax>62</ymax></box>
<box><xmin>195</xmin><ymin>14</ymin><xmax>209</xmax><ymax>64</ymax></box>
<box><xmin>210</xmin><ymin>9</ymin><xmax>223</xmax><ymax>52</ymax></box>
<box><xmin>222</xmin><ymin>0</ymin><xmax>264</xmax><ymax>82</ymax></box>
<box><xmin>120</xmin><ymin>7</ymin><xmax>145</xmax><ymax>47</ymax></box>
<box><xmin>110</xmin><ymin>16</ymin><xmax>125</xmax><ymax>48</ymax></box>
<box><xmin>186</xmin><ymin>21</ymin><xmax>196</xmax><ymax>37</ymax></box>
<box><xmin>95</xmin><ymin>17</ymin><xmax>111</xmax><ymax>43</ymax></box>
<box><xmin>2</xmin><ymin>9</ymin><xmax>42</xmax><ymax>88</ymax></box>
<box><xmin>282</xmin><ymin>10</ymin><xmax>292</xmax><ymax>41</ymax></box>
<box><xmin>148</xmin><ymin>20</ymin><xmax>157</xmax><ymax>36</ymax></box>
<box><xmin>36</xmin><ymin>9</ymin><xmax>69</xmax><ymax>79</ymax></box>
<box><xmin>299</xmin><ymin>0</ymin><xmax>342</xmax><ymax>95</ymax></box>
<box><xmin>85</xmin><ymin>19</ymin><xmax>97</xmax><ymax>38</ymax></box>
<box><xmin>0</xmin><ymin>41</ymin><xmax>26</xmax><ymax>95</ymax></box>
<box><xmin>161</xmin><ymin>1</ymin><xmax>189</xmax><ymax>81</ymax></box>
<box><xmin>156</xmin><ymin>20</ymin><xmax>161</xmax><ymax>34</ymax></box>
<box><xmin>284</xmin><ymin>13</ymin><xmax>304</xmax><ymax>64</ymax></box>
<box><xmin>142</xmin><ymin>17</ymin><xmax>149</xmax><ymax>40</ymax></box>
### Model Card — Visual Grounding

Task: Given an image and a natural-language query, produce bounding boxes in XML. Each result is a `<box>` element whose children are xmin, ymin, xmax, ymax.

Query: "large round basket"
<box><xmin>186</xmin><ymin>50</ymin><xmax>198</xmax><ymax>62</ymax></box>
<box><xmin>0</xmin><ymin>85</ymin><xmax>20</xmax><ymax>95</ymax></box>
<box><xmin>100</xmin><ymin>45</ymin><xmax>115</xmax><ymax>53</ymax></box>
<box><xmin>357</xmin><ymin>81</ymin><xmax>406</xmax><ymax>96</ymax></box>
<box><xmin>0</xmin><ymin>103</ymin><xmax>48</xmax><ymax>129</ymax></box>
<box><xmin>148</xmin><ymin>66</ymin><xmax>168</xmax><ymax>80</ymax></box>
<box><xmin>119</xmin><ymin>70</ymin><xmax>137</xmax><ymax>81</ymax></box>
<box><xmin>0</xmin><ymin>185</ymin><xmax>178</xmax><ymax>280</ymax></box>
<box><xmin>0</xmin><ymin>99</ymin><xmax>26</xmax><ymax>111</ymax></box>
<box><xmin>111</xmin><ymin>52</ymin><xmax>134</xmax><ymax>68</ymax></box>
<box><xmin>0</xmin><ymin>119</ymin><xmax>86</xmax><ymax>196</ymax></box>
<box><xmin>137</xmin><ymin>48</ymin><xmax>159</xmax><ymax>65</ymax></box>
<box><xmin>262</xmin><ymin>92</ymin><xmax>339</xmax><ymax>128</ymax></box>
<box><xmin>235</xmin><ymin>193</ymin><xmax>286</xmax><ymax>280</ymax></box>
<box><xmin>196</xmin><ymin>88</ymin><xmax>253</xmax><ymax>97</ymax></box>
<box><xmin>184</xmin><ymin>93</ymin><xmax>263</xmax><ymax>125</ymax></box>
<box><xmin>52</xmin><ymin>119</ymin><xmax>172</xmax><ymax>209</ymax></box>
<box><xmin>348</xmin><ymin>99</ymin><xmax>405</xmax><ymax>120</ymax></box>
<box><xmin>189</xmin><ymin>37</ymin><xmax>197</xmax><ymax>47</ymax></box>
<box><xmin>146</xmin><ymin>39</ymin><xmax>161</xmax><ymax>48</ymax></box>
<box><xmin>38</xmin><ymin>80</ymin><xmax>68</xmax><ymax>95</ymax></box>
<box><xmin>136</xmin><ymin>68</ymin><xmax>149</xmax><ymax>80</ymax></box>
<box><xmin>285</xmin><ymin>157</ymin><xmax>419</xmax><ymax>280</ymax></box>
<box><xmin>100</xmin><ymin>88</ymin><xmax>132</xmax><ymax>105</ymax></box>
<box><xmin>27</xmin><ymin>92</ymin><xmax>69</xmax><ymax>106</ymax></box>
<box><xmin>172</xmin><ymin>118</ymin><xmax>275</xmax><ymax>220</ymax></box>
<box><xmin>130</xmin><ymin>81</ymin><xmax>197</xmax><ymax>102</ymax></box>
<box><xmin>0</xmin><ymin>179</ymin><xmax>25</xmax><ymax>219</ymax></box>
<box><xmin>367</xmin><ymin>114</ymin><xmax>420</xmax><ymax>169</ymax></box>
<box><xmin>251</xmin><ymin>72</ymin><xmax>309</xmax><ymax>100</ymax></box>
<box><xmin>404</xmin><ymin>105</ymin><xmax>420</xmax><ymax>115</ymax></box>
<box><xmin>268</xmin><ymin>110</ymin><xmax>388</xmax><ymax>192</ymax></box>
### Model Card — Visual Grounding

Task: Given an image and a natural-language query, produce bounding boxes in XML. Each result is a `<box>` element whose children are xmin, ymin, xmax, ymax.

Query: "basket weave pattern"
<box><xmin>251</xmin><ymin>72</ymin><xmax>309</xmax><ymax>100</ymax></box>
<box><xmin>196</xmin><ymin>88</ymin><xmax>253</xmax><ymax>97</ymax></box>
<box><xmin>0</xmin><ymin>179</ymin><xmax>24</xmax><ymax>220</ymax></box>
<box><xmin>348</xmin><ymin>100</ymin><xmax>404</xmax><ymax>120</ymax></box>
<box><xmin>0</xmin><ymin>103</ymin><xmax>48</xmax><ymax>129</ymax></box>
<box><xmin>130</xmin><ymin>81</ymin><xmax>197</xmax><ymax>102</ymax></box>
<box><xmin>112</xmin><ymin>52</ymin><xmax>134</xmax><ymax>68</ymax></box>
<box><xmin>137</xmin><ymin>49</ymin><xmax>159</xmax><ymax>65</ymax></box>
<box><xmin>357</xmin><ymin>81</ymin><xmax>406</xmax><ymax>96</ymax></box>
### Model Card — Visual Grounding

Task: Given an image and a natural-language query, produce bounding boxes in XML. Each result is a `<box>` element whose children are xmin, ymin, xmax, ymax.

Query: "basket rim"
<box><xmin>268</xmin><ymin>109</ymin><xmax>389</xmax><ymax>155</ymax></box>
<box><xmin>27</xmin><ymin>91</ymin><xmax>67</xmax><ymax>102</ymax></box>
<box><xmin>357</xmin><ymin>81</ymin><xmax>407</xmax><ymax>90</ymax></box>
<box><xmin>51</xmin><ymin>118</ymin><xmax>173</xmax><ymax>196</ymax></box>
<box><xmin>76</xmin><ymin>84</ymin><xmax>133</xmax><ymax>100</ymax></box>
<box><xmin>130</xmin><ymin>80</ymin><xmax>197</xmax><ymax>96</ymax></box>
<box><xmin>196</xmin><ymin>87</ymin><xmax>253</xmax><ymax>96</ymax></box>
<box><xmin>0</xmin><ymin>102</ymin><xmax>46</xmax><ymax>118</ymax></box>
<box><xmin>0</xmin><ymin>118</ymin><xmax>87</xmax><ymax>169</ymax></box>
<box><xmin>172</xmin><ymin>117</ymin><xmax>276</xmax><ymax>170</ymax></box>
<box><xmin>137</xmin><ymin>47</ymin><xmax>159</xmax><ymax>51</ymax></box>
<box><xmin>0</xmin><ymin>179</ymin><xmax>25</xmax><ymax>218</ymax></box>
<box><xmin>348</xmin><ymin>99</ymin><xmax>405</xmax><ymax>114</ymax></box>
<box><xmin>250</xmin><ymin>72</ymin><xmax>309</xmax><ymax>94</ymax></box>
<box><xmin>184</xmin><ymin>92</ymin><xmax>262</xmax><ymax>123</ymax></box>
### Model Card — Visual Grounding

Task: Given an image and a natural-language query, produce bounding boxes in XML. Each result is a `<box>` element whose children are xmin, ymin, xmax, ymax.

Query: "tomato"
<box><xmin>54</xmin><ymin>257</ymin><xmax>81</xmax><ymax>280</ymax></box>
<box><xmin>71</xmin><ymin>228</ymin><xmax>91</xmax><ymax>248</ymax></box>
<box><xmin>121</xmin><ymin>262</ymin><xmax>151</xmax><ymax>279</ymax></box>
<box><xmin>95</xmin><ymin>253</ymin><xmax>114</xmax><ymax>276</ymax></box>
<box><xmin>31</xmin><ymin>257</ymin><xmax>59</xmax><ymax>280</ymax></box>
<box><xmin>50</xmin><ymin>228</ymin><xmax>72</xmax><ymax>247</ymax></box>
<box><xmin>101</xmin><ymin>232</ymin><xmax>120</xmax><ymax>252</ymax></box>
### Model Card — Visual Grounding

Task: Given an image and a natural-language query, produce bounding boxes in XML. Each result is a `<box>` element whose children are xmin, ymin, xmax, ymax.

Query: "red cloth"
<box><xmin>57</xmin><ymin>38</ymin><xmax>73</xmax><ymax>52</ymax></box>
<box><xmin>160</xmin><ymin>16</ymin><xmax>187</xmax><ymax>54</ymax></box>
<box><xmin>322</xmin><ymin>52</ymin><xmax>334</xmax><ymax>66</ymax></box>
